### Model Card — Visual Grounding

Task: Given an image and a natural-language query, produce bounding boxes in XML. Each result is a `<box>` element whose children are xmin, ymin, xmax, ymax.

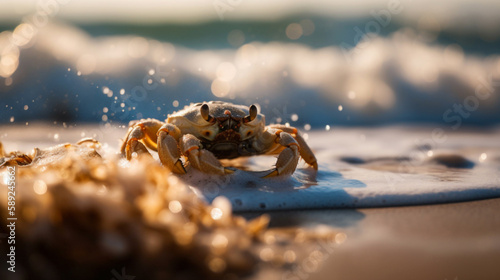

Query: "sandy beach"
<box><xmin>244</xmin><ymin>198</ymin><xmax>500</xmax><ymax>280</ymax></box>
<box><xmin>1</xmin><ymin>124</ymin><xmax>499</xmax><ymax>279</ymax></box>
<box><xmin>2</xmin><ymin>2</ymin><xmax>500</xmax><ymax>277</ymax></box>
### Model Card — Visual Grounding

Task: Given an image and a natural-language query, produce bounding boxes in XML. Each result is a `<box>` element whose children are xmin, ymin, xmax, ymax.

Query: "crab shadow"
<box><xmin>178</xmin><ymin>163</ymin><xmax>367</xmax><ymax>227</ymax></box>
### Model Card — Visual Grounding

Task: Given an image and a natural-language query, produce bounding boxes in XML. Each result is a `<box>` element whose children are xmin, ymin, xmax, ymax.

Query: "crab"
<box><xmin>120</xmin><ymin>101</ymin><xmax>318</xmax><ymax>177</ymax></box>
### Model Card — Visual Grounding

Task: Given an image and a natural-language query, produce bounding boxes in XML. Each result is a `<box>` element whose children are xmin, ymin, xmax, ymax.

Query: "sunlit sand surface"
<box><xmin>2</xmin><ymin>124</ymin><xmax>499</xmax><ymax>210</ymax></box>
<box><xmin>1</xmin><ymin>124</ymin><xmax>499</xmax><ymax>279</ymax></box>
<box><xmin>0</xmin><ymin>125</ymin><xmax>343</xmax><ymax>279</ymax></box>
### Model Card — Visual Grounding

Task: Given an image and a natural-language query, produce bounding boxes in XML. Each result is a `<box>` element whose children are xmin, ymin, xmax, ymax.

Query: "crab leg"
<box><xmin>121</xmin><ymin>125</ymin><xmax>152</xmax><ymax>160</ymax></box>
<box><xmin>157</xmin><ymin>123</ymin><xmax>186</xmax><ymax>174</ymax></box>
<box><xmin>120</xmin><ymin>119</ymin><xmax>164</xmax><ymax>159</ymax></box>
<box><xmin>179</xmin><ymin>134</ymin><xmax>234</xmax><ymax>175</ymax></box>
<box><xmin>120</xmin><ymin>119</ymin><xmax>164</xmax><ymax>157</ymax></box>
<box><xmin>121</xmin><ymin>119</ymin><xmax>164</xmax><ymax>160</ymax></box>
<box><xmin>267</xmin><ymin>124</ymin><xmax>318</xmax><ymax>170</ymax></box>
<box><xmin>261</xmin><ymin>130</ymin><xmax>301</xmax><ymax>178</ymax></box>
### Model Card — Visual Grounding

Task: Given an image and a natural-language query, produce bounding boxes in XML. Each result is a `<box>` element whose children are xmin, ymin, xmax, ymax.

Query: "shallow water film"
<box><xmin>1</xmin><ymin>1</ymin><xmax>500</xmax><ymax>279</ymax></box>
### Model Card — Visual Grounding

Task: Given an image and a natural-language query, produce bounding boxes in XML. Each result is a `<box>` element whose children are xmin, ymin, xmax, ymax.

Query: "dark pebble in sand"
<box><xmin>340</xmin><ymin>156</ymin><xmax>365</xmax><ymax>164</ymax></box>
<box><xmin>429</xmin><ymin>154</ymin><xmax>475</xmax><ymax>169</ymax></box>
<box><xmin>341</xmin><ymin>156</ymin><xmax>411</xmax><ymax>165</ymax></box>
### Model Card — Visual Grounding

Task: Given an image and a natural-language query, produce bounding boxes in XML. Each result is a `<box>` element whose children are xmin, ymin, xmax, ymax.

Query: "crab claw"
<box><xmin>157</xmin><ymin>125</ymin><xmax>186</xmax><ymax>174</ymax></box>
<box><xmin>186</xmin><ymin>148</ymin><xmax>226</xmax><ymax>175</ymax></box>
<box><xmin>267</xmin><ymin>125</ymin><xmax>318</xmax><ymax>171</ymax></box>
<box><xmin>180</xmin><ymin>134</ymin><xmax>230</xmax><ymax>175</ymax></box>
<box><xmin>262</xmin><ymin>132</ymin><xmax>300</xmax><ymax>178</ymax></box>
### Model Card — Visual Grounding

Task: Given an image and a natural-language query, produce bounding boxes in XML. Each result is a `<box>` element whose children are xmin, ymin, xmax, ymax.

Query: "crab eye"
<box><xmin>203</xmin><ymin>130</ymin><xmax>212</xmax><ymax>137</ymax></box>
<box><xmin>200</xmin><ymin>104</ymin><xmax>215</xmax><ymax>123</ymax></box>
<box><xmin>244</xmin><ymin>104</ymin><xmax>258</xmax><ymax>123</ymax></box>
<box><xmin>246</xmin><ymin>130</ymin><xmax>253</xmax><ymax>137</ymax></box>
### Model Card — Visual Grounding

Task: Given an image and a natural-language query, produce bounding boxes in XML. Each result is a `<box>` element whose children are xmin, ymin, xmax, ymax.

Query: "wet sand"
<box><xmin>1</xmin><ymin>124</ymin><xmax>500</xmax><ymax>279</ymax></box>
<box><xmin>244</xmin><ymin>198</ymin><xmax>500</xmax><ymax>280</ymax></box>
<box><xmin>3</xmin><ymin>124</ymin><xmax>500</xmax><ymax>211</ymax></box>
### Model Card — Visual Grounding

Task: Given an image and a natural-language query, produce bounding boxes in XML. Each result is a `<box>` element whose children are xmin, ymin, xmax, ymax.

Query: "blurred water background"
<box><xmin>1</xmin><ymin>0</ymin><xmax>500</xmax><ymax>128</ymax></box>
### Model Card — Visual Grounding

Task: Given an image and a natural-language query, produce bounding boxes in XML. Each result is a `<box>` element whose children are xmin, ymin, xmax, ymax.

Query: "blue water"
<box><xmin>1</xmin><ymin>17</ymin><xmax>500</xmax><ymax>127</ymax></box>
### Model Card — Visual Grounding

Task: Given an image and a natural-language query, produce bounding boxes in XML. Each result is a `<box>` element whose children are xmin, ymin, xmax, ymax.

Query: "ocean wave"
<box><xmin>1</xmin><ymin>21</ymin><xmax>499</xmax><ymax>126</ymax></box>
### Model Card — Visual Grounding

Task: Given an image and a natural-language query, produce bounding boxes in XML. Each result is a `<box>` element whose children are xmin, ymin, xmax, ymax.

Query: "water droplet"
<box><xmin>211</xmin><ymin>79</ymin><xmax>231</xmax><ymax>97</ymax></box>
<box><xmin>9</xmin><ymin>116</ymin><xmax>14</xmax><ymax>122</ymax></box>
<box><xmin>259</xmin><ymin>247</ymin><xmax>275</xmax><ymax>261</ymax></box>
<box><xmin>120</xmin><ymin>89</ymin><xmax>125</xmax><ymax>95</ymax></box>
<box><xmin>12</xmin><ymin>23</ymin><xmax>34</xmax><ymax>47</ymax></box>
<box><xmin>335</xmin><ymin>232</ymin><xmax>347</xmax><ymax>244</ymax></box>
<box><xmin>325</xmin><ymin>125</ymin><xmax>331</xmax><ymax>131</ymax></box>
<box><xmin>304</xmin><ymin>124</ymin><xmax>311</xmax><ymax>131</ymax></box>
<box><xmin>210</xmin><ymin>208</ymin><xmax>223</xmax><ymax>220</ymax></box>
<box><xmin>33</xmin><ymin>180</ymin><xmax>47</xmax><ymax>195</ymax></box>
<box><xmin>211</xmin><ymin>234</ymin><xmax>228</xmax><ymax>250</ymax></box>
<box><xmin>227</xmin><ymin>29</ymin><xmax>245</xmax><ymax>47</ymax></box>
<box><xmin>172</xmin><ymin>100</ymin><xmax>179</xmax><ymax>107</ymax></box>
<box><xmin>5</xmin><ymin>77</ymin><xmax>13</xmax><ymax>86</ymax></box>
<box><xmin>291</xmin><ymin>114</ymin><xmax>299</xmax><ymax>121</ymax></box>
<box><xmin>338</xmin><ymin>105</ymin><xmax>343</xmax><ymax>111</ymax></box>
<box><xmin>23</xmin><ymin>105</ymin><xmax>28</xmax><ymax>110</ymax></box>
<box><xmin>479</xmin><ymin>153</ymin><xmax>487</xmax><ymax>162</ymax></box>
<box><xmin>284</xmin><ymin>250</ymin><xmax>297</xmax><ymax>263</ymax></box>
<box><xmin>168</xmin><ymin>200</ymin><xmax>182</xmax><ymax>213</ymax></box>
<box><xmin>286</xmin><ymin>23</ymin><xmax>303</xmax><ymax>40</ymax></box>
<box><xmin>54</xmin><ymin>133</ymin><xmax>59</xmax><ymax>140</ymax></box>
